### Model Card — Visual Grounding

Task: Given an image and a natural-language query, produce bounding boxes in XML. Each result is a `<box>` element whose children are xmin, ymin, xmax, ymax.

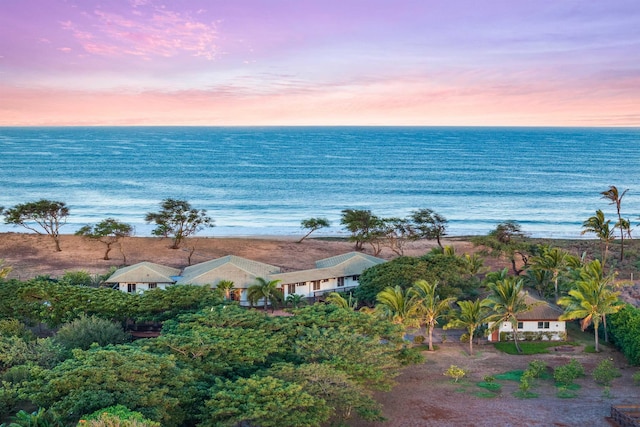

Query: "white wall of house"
<box><xmin>488</xmin><ymin>320</ymin><xmax>566</xmax><ymax>341</ymax></box>
<box><xmin>282</xmin><ymin>275</ymin><xmax>361</xmax><ymax>299</ymax></box>
<box><xmin>117</xmin><ymin>282</ymin><xmax>172</xmax><ymax>293</ymax></box>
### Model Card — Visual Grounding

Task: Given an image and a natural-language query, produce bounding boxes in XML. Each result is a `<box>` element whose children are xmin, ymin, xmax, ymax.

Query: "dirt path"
<box><xmin>352</xmin><ymin>336</ymin><xmax>639</xmax><ymax>427</ymax></box>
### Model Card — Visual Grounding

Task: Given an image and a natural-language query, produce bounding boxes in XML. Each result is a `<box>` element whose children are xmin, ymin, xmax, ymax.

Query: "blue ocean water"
<box><xmin>0</xmin><ymin>126</ymin><xmax>639</xmax><ymax>238</ymax></box>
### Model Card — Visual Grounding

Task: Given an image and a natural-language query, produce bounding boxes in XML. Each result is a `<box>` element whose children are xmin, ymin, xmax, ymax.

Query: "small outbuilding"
<box><xmin>487</xmin><ymin>294</ymin><xmax>567</xmax><ymax>342</ymax></box>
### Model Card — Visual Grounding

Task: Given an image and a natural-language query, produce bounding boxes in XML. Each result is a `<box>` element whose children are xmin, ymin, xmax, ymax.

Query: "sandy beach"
<box><xmin>0</xmin><ymin>232</ymin><xmax>454</xmax><ymax>280</ymax></box>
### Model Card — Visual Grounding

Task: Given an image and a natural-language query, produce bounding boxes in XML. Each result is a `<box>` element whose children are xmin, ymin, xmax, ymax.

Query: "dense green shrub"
<box><xmin>553</xmin><ymin>359</ymin><xmax>585</xmax><ymax>386</ymax></box>
<box><xmin>608</xmin><ymin>304</ymin><xmax>640</xmax><ymax>365</ymax></box>
<box><xmin>396</xmin><ymin>347</ymin><xmax>425</xmax><ymax>365</ymax></box>
<box><xmin>79</xmin><ymin>405</ymin><xmax>160</xmax><ymax>426</ymax></box>
<box><xmin>0</xmin><ymin>319</ymin><xmax>34</xmax><ymax>340</ymax></box>
<box><xmin>592</xmin><ymin>359</ymin><xmax>621</xmax><ymax>386</ymax></box>
<box><xmin>54</xmin><ymin>315</ymin><xmax>130</xmax><ymax>353</ymax></box>
<box><xmin>355</xmin><ymin>254</ymin><xmax>477</xmax><ymax>305</ymax></box>
<box><xmin>527</xmin><ymin>360</ymin><xmax>547</xmax><ymax>378</ymax></box>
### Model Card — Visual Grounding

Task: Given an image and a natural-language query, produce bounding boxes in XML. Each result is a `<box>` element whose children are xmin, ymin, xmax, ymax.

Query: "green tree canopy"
<box><xmin>25</xmin><ymin>345</ymin><xmax>195</xmax><ymax>426</ymax></box>
<box><xmin>3</xmin><ymin>199</ymin><xmax>69</xmax><ymax>251</ymax></box>
<box><xmin>203</xmin><ymin>375</ymin><xmax>329</xmax><ymax>427</ymax></box>
<box><xmin>355</xmin><ymin>253</ymin><xmax>475</xmax><ymax>306</ymax></box>
<box><xmin>145</xmin><ymin>198</ymin><xmax>214</xmax><ymax>249</ymax></box>
<box><xmin>581</xmin><ymin>209</ymin><xmax>615</xmax><ymax>265</ymax></box>
<box><xmin>601</xmin><ymin>185</ymin><xmax>629</xmax><ymax>260</ymax></box>
<box><xmin>472</xmin><ymin>220</ymin><xmax>533</xmax><ymax>275</ymax></box>
<box><xmin>409</xmin><ymin>208</ymin><xmax>448</xmax><ymax>248</ymax></box>
<box><xmin>75</xmin><ymin>218</ymin><xmax>133</xmax><ymax>260</ymax></box>
<box><xmin>445</xmin><ymin>298</ymin><xmax>493</xmax><ymax>355</ymax></box>
<box><xmin>485</xmin><ymin>276</ymin><xmax>530</xmax><ymax>354</ymax></box>
<box><xmin>558</xmin><ymin>259</ymin><xmax>623</xmax><ymax>352</ymax></box>
<box><xmin>340</xmin><ymin>209</ymin><xmax>381</xmax><ymax>251</ymax></box>
<box><xmin>247</xmin><ymin>277</ymin><xmax>283</xmax><ymax>311</ymax></box>
<box><xmin>298</xmin><ymin>217</ymin><xmax>330</xmax><ymax>243</ymax></box>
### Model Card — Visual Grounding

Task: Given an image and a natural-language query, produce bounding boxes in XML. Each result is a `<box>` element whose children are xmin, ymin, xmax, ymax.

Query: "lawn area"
<box><xmin>493</xmin><ymin>341</ymin><xmax>578</xmax><ymax>355</ymax></box>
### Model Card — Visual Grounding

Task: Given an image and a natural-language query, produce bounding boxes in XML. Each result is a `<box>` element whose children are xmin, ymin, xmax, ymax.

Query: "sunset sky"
<box><xmin>1</xmin><ymin>0</ymin><xmax>639</xmax><ymax>126</ymax></box>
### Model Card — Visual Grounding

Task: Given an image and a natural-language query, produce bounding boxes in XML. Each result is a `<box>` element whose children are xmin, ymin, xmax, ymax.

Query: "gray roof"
<box><xmin>315</xmin><ymin>251</ymin><xmax>386</xmax><ymax>269</ymax></box>
<box><xmin>271</xmin><ymin>252</ymin><xmax>385</xmax><ymax>284</ymax></box>
<box><xmin>105</xmin><ymin>262</ymin><xmax>181</xmax><ymax>284</ymax></box>
<box><xmin>176</xmin><ymin>255</ymin><xmax>281</xmax><ymax>286</ymax></box>
<box><xmin>519</xmin><ymin>294</ymin><xmax>565</xmax><ymax>321</ymax></box>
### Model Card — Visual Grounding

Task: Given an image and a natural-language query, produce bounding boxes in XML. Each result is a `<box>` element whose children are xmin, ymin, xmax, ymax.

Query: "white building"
<box><xmin>271</xmin><ymin>252</ymin><xmax>386</xmax><ymax>301</ymax></box>
<box><xmin>104</xmin><ymin>262</ymin><xmax>181</xmax><ymax>294</ymax></box>
<box><xmin>487</xmin><ymin>294</ymin><xmax>567</xmax><ymax>342</ymax></box>
<box><xmin>105</xmin><ymin>252</ymin><xmax>386</xmax><ymax>306</ymax></box>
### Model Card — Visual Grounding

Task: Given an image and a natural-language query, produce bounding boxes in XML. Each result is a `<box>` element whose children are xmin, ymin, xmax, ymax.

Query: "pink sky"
<box><xmin>1</xmin><ymin>0</ymin><xmax>639</xmax><ymax>126</ymax></box>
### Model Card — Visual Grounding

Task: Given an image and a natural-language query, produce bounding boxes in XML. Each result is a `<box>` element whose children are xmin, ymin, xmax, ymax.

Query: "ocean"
<box><xmin>0</xmin><ymin>126</ymin><xmax>639</xmax><ymax>239</ymax></box>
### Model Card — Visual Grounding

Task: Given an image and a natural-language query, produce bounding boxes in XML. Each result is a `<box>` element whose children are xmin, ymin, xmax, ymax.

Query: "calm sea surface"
<box><xmin>0</xmin><ymin>127</ymin><xmax>639</xmax><ymax>238</ymax></box>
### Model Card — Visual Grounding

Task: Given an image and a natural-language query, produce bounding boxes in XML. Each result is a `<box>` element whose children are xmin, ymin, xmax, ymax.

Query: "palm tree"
<box><xmin>445</xmin><ymin>299</ymin><xmax>493</xmax><ymax>355</ymax></box>
<box><xmin>410</xmin><ymin>280</ymin><xmax>455</xmax><ymax>351</ymax></box>
<box><xmin>524</xmin><ymin>267</ymin><xmax>553</xmax><ymax>299</ymax></box>
<box><xmin>325</xmin><ymin>292</ymin><xmax>358</xmax><ymax>310</ymax></box>
<box><xmin>285</xmin><ymin>293</ymin><xmax>307</xmax><ymax>308</ymax></box>
<box><xmin>531</xmin><ymin>246</ymin><xmax>569</xmax><ymax>301</ymax></box>
<box><xmin>601</xmin><ymin>185</ymin><xmax>629</xmax><ymax>260</ymax></box>
<box><xmin>461</xmin><ymin>253</ymin><xmax>487</xmax><ymax>277</ymax></box>
<box><xmin>581</xmin><ymin>210</ymin><xmax>615</xmax><ymax>266</ymax></box>
<box><xmin>247</xmin><ymin>277</ymin><xmax>283</xmax><ymax>312</ymax></box>
<box><xmin>558</xmin><ymin>260</ymin><xmax>623</xmax><ymax>351</ymax></box>
<box><xmin>0</xmin><ymin>259</ymin><xmax>12</xmax><ymax>279</ymax></box>
<box><xmin>216</xmin><ymin>280</ymin><xmax>235</xmax><ymax>301</ymax></box>
<box><xmin>375</xmin><ymin>285</ymin><xmax>420</xmax><ymax>328</ymax></box>
<box><xmin>485</xmin><ymin>276</ymin><xmax>530</xmax><ymax>354</ymax></box>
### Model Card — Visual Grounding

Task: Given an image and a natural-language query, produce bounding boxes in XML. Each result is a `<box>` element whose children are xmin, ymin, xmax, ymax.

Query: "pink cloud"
<box><xmin>61</xmin><ymin>5</ymin><xmax>218</xmax><ymax>60</ymax></box>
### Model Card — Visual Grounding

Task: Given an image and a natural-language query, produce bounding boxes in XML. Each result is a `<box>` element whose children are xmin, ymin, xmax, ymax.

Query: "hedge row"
<box><xmin>608</xmin><ymin>304</ymin><xmax>640</xmax><ymax>366</ymax></box>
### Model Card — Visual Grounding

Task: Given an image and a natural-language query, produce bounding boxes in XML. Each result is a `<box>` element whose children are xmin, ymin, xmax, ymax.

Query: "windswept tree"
<box><xmin>445</xmin><ymin>299</ymin><xmax>493</xmax><ymax>355</ymax></box>
<box><xmin>247</xmin><ymin>277</ymin><xmax>283</xmax><ymax>312</ymax></box>
<box><xmin>411</xmin><ymin>280</ymin><xmax>455</xmax><ymax>351</ymax></box>
<box><xmin>145</xmin><ymin>198</ymin><xmax>214</xmax><ymax>249</ymax></box>
<box><xmin>298</xmin><ymin>217</ymin><xmax>330</xmax><ymax>243</ymax></box>
<box><xmin>340</xmin><ymin>209</ymin><xmax>381</xmax><ymax>251</ymax></box>
<box><xmin>558</xmin><ymin>260</ymin><xmax>623</xmax><ymax>352</ymax></box>
<box><xmin>581</xmin><ymin>210</ymin><xmax>615</xmax><ymax>266</ymax></box>
<box><xmin>409</xmin><ymin>209</ymin><xmax>448</xmax><ymax>248</ymax></box>
<box><xmin>485</xmin><ymin>276</ymin><xmax>530</xmax><ymax>354</ymax></box>
<box><xmin>380</xmin><ymin>217</ymin><xmax>413</xmax><ymax>256</ymax></box>
<box><xmin>75</xmin><ymin>218</ymin><xmax>133</xmax><ymax>260</ymax></box>
<box><xmin>601</xmin><ymin>185</ymin><xmax>629</xmax><ymax>260</ymax></box>
<box><xmin>472</xmin><ymin>220</ymin><xmax>532</xmax><ymax>275</ymax></box>
<box><xmin>3</xmin><ymin>199</ymin><xmax>69</xmax><ymax>251</ymax></box>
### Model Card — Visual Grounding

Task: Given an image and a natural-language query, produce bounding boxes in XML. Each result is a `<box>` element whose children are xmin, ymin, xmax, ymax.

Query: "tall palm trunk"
<box><xmin>512</xmin><ymin>319</ymin><xmax>522</xmax><ymax>353</ymax></box>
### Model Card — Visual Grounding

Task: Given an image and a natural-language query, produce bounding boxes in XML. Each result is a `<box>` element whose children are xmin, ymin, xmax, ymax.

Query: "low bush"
<box><xmin>592</xmin><ymin>358</ymin><xmax>621</xmax><ymax>386</ymax></box>
<box><xmin>554</xmin><ymin>359</ymin><xmax>585</xmax><ymax>386</ymax></box>
<box><xmin>444</xmin><ymin>365</ymin><xmax>467</xmax><ymax>383</ymax></box>
<box><xmin>396</xmin><ymin>347</ymin><xmax>425</xmax><ymax>365</ymax></box>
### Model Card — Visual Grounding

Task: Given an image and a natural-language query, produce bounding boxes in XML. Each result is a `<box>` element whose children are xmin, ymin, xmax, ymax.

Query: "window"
<box><xmin>312</xmin><ymin>281</ymin><xmax>321</xmax><ymax>291</ymax></box>
<box><xmin>287</xmin><ymin>284</ymin><xmax>296</xmax><ymax>295</ymax></box>
<box><xmin>517</xmin><ymin>321</ymin><xmax>523</xmax><ymax>329</ymax></box>
<box><xmin>127</xmin><ymin>283</ymin><xmax>136</xmax><ymax>293</ymax></box>
<box><xmin>148</xmin><ymin>283</ymin><xmax>157</xmax><ymax>289</ymax></box>
<box><xmin>337</xmin><ymin>277</ymin><xmax>345</xmax><ymax>287</ymax></box>
<box><xmin>538</xmin><ymin>321</ymin><xmax>550</xmax><ymax>329</ymax></box>
<box><xmin>352</xmin><ymin>275</ymin><xmax>360</xmax><ymax>281</ymax></box>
